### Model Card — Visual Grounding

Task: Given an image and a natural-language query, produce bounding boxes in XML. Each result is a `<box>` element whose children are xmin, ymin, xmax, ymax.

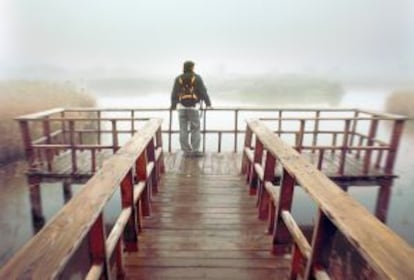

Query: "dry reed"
<box><xmin>385</xmin><ymin>89</ymin><xmax>414</xmax><ymax>118</ymax></box>
<box><xmin>0</xmin><ymin>80</ymin><xmax>96</xmax><ymax>164</ymax></box>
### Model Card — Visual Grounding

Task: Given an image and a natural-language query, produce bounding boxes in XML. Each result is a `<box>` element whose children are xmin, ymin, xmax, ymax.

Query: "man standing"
<box><xmin>171</xmin><ymin>61</ymin><xmax>212</xmax><ymax>157</ymax></box>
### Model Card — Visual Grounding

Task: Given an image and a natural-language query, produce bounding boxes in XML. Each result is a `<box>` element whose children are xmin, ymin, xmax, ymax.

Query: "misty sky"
<box><xmin>1</xmin><ymin>0</ymin><xmax>413</xmax><ymax>79</ymax></box>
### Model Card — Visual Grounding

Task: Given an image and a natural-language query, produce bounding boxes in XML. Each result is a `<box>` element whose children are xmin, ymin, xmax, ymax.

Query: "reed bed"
<box><xmin>0</xmin><ymin>80</ymin><xmax>96</xmax><ymax>164</ymax></box>
<box><xmin>385</xmin><ymin>89</ymin><xmax>414</xmax><ymax>118</ymax></box>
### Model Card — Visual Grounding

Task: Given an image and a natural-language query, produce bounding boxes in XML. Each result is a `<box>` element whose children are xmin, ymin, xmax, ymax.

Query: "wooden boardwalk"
<box><xmin>123</xmin><ymin>154</ymin><xmax>290</xmax><ymax>279</ymax></box>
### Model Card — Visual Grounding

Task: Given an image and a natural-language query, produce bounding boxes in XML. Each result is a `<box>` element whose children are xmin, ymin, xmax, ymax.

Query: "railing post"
<box><xmin>272</xmin><ymin>169</ymin><xmax>295</xmax><ymax>255</ymax></box>
<box><xmin>136</xmin><ymin>152</ymin><xmax>151</xmax><ymax>216</ymax></box>
<box><xmin>112</xmin><ymin>120</ymin><xmax>119</xmax><ymax>153</ymax></box>
<box><xmin>363</xmin><ymin>117</ymin><xmax>379</xmax><ymax>174</ymax></box>
<box><xmin>348</xmin><ymin>110</ymin><xmax>359</xmax><ymax>153</ymax></box>
<box><xmin>97</xmin><ymin>110</ymin><xmax>102</xmax><ymax>147</ymax></box>
<box><xmin>131</xmin><ymin>110</ymin><xmax>135</xmax><ymax>136</ymax></box>
<box><xmin>168</xmin><ymin>109</ymin><xmax>172</xmax><ymax>153</ymax></box>
<box><xmin>69</xmin><ymin>120</ymin><xmax>77</xmax><ymax>173</ymax></box>
<box><xmin>121</xmin><ymin>169</ymin><xmax>139</xmax><ymax>251</ymax></box>
<box><xmin>338</xmin><ymin>119</ymin><xmax>351</xmax><ymax>175</ymax></box>
<box><xmin>156</xmin><ymin>127</ymin><xmax>165</xmax><ymax>174</ymax></box>
<box><xmin>312</xmin><ymin>110</ymin><xmax>320</xmax><ymax>153</ymax></box>
<box><xmin>241</xmin><ymin>125</ymin><xmax>253</xmax><ymax>175</ymax></box>
<box><xmin>234</xmin><ymin>109</ymin><xmax>239</xmax><ymax>153</ymax></box>
<box><xmin>258</xmin><ymin>152</ymin><xmax>276</xmax><ymax>220</ymax></box>
<box><xmin>375</xmin><ymin>179</ymin><xmax>393</xmax><ymax>223</ymax></box>
<box><xmin>28</xmin><ymin>175</ymin><xmax>45</xmax><ymax>232</ymax></box>
<box><xmin>304</xmin><ymin>210</ymin><xmax>336</xmax><ymax>279</ymax></box>
<box><xmin>18</xmin><ymin>120</ymin><xmax>35</xmax><ymax>167</ymax></box>
<box><xmin>147</xmin><ymin>138</ymin><xmax>157</xmax><ymax>194</ymax></box>
<box><xmin>296</xmin><ymin>120</ymin><xmax>305</xmax><ymax>153</ymax></box>
<box><xmin>249</xmin><ymin>138</ymin><xmax>263</xmax><ymax>195</ymax></box>
<box><xmin>384</xmin><ymin>119</ymin><xmax>405</xmax><ymax>174</ymax></box>
<box><xmin>42</xmin><ymin>117</ymin><xmax>53</xmax><ymax>171</ymax></box>
<box><xmin>88</xmin><ymin>213</ymin><xmax>110</xmax><ymax>279</ymax></box>
<box><xmin>202</xmin><ymin>108</ymin><xmax>207</xmax><ymax>153</ymax></box>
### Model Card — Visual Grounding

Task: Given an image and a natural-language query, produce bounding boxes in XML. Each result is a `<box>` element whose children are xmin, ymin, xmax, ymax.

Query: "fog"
<box><xmin>1</xmin><ymin>0</ymin><xmax>413</xmax><ymax>85</ymax></box>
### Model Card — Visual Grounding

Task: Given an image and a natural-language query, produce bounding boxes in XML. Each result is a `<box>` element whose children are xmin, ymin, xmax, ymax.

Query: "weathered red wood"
<box><xmin>146</xmin><ymin>138</ymin><xmax>157</xmax><ymax>194</ymax></box>
<box><xmin>111</xmin><ymin>120</ymin><xmax>119</xmax><ymax>153</ymax></box>
<box><xmin>338</xmin><ymin>119</ymin><xmax>351</xmax><ymax>175</ymax></box>
<box><xmin>375</xmin><ymin>179</ymin><xmax>392</xmax><ymax>222</ymax></box>
<box><xmin>304</xmin><ymin>210</ymin><xmax>336</xmax><ymax>279</ymax></box>
<box><xmin>241</xmin><ymin>125</ymin><xmax>253</xmax><ymax>175</ymax></box>
<box><xmin>28</xmin><ymin>175</ymin><xmax>45</xmax><ymax>232</ymax></box>
<box><xmin>120</xmin><ymin>169</ymin><xmax>139</xmax><ymax>252</ymax></box>
<box><xmin>136</xmin><ymin>152</ymin><xmax>151</xmax><ymax>217</ymax></box>
<box><xmin>249</xmin><ymin>138</ymin><xmax>263</xmax><ymax>195</ymax></box>
<box><xmin>69</xmin><ymin>120</ymin><xmax>77</xmax><ymax>173</ymax></box>
<box><xmin>384</xmin><ymin>119</ymin><xmax>404</xmax><ymax>174</ymax></box>
<box><xmin>272</xmin><ymin>169</ymin><xmax>296</xmax><ymax>255</ymax></box>
<box><xmin>363</xmin><ymin>118</ymin><xmax>379</xmax><ymax>174</ymax></box>
<box><xmin>258</xmin><ymin>152</ymin><xmax>276</xmax><ymax>220</ymax></box>
<box><xmin>89</xmin><ymin>213</ymin><xmax>110</xmax><ymax>279</ymax></box>
<box><xmin>19</xmin><ymin>120</ymin><xmax>35</xmax><ymax>166</ymax></box>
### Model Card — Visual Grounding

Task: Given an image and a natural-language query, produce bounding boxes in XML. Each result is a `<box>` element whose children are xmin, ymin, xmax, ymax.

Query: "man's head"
<box><xmin>183</xmin><ymin>60</ymin><xmax>195</xmax><ymax>73</ymax></box>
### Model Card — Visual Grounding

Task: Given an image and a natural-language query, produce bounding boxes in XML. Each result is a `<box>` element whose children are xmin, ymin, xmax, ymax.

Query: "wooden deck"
<box><xmin>123</xmin><ymin>154</ymin><xmax>290</xmax><ymax>279</ymax></box>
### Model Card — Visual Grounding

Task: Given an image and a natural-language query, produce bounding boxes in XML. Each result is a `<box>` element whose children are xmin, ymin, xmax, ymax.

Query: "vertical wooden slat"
<box><xmin>331</xmin><ymin>132</ymin><xmax>337</xmax><ymax>154</ymax></box>
<box><xmin>258</xmin><ymin>152</ymin><xmax>276</xmax><ymax>220</ymax></box>
<box><xmin>218</xmin><ymin>132</ymin><xmax>222</xmax><ymax>153</ymax></box>
<box><xmin>363</xmin><ymin>118</ymin><xmax>379</xmax><ymax>174</ymax></box>
<box><xmin>384</xmin><ymin>119</ymin><xmax>405</xmax><ymax>174</ymax></box>
<box><xmin>356</xmin><ymin>135</ymin><xmax>364</xmax><ymax>159</ymax></box>
<box><xmin>272</xmin><ymin>169</ymin><xmax>295</xmax><ymax>255</ymax></box>
<box><xmin>168</xmin><ymin>109</ymin><xmax>172</xmax><ymax>153</ymax></box>
<box><xmin>112</xmin><ymin>120</ymin><xmax>118</xmax><ymax>153</ymax></box>
<box><xmin>304</xmin><ymin>210</ymin><xmax>337</xmax><ymax>279</ymax></box>
<box><xmin>28</xmin><ymin>175</ymin><xmax>45</xmax><ymax>233</ymax></box>
<box><xmin>97</xmin><ymin>111</ymin><xmax>102</xmax><ymax>147</ymax></box>
<box><xmin>62</xmin><ymin>179</ymin><xmax>73</xmax><ymax>203</ymax></box>
<box><xmin>131</xmin><ymin>110</ymin><xmax>135</xmax><ymax>136</ymax></box>
<box><xmin>278</xmin><ymin>110</ymin><xmax>283</xmax><ymax>137</ymax></box>
<box><xmin>88</xmin><ymin>214</ymin><xmax>110</xmax><ymax>279</ymax></box>
<box><xmin>312</xmin><ymin>110</ymin><xmax>320</xmax><ymax>153</ymax></box>
<box><xmin>202</xmin><ymin>108</ymin><xmax>207</xmax><ymax>153</ymax></box>
<box><xmin>146</xmin><ymin>138</ymin><xmax>157</xmax><ymax>194</ymax></box>
<box><xmin>69</xmin><ymin>120</ymin><xmax>77</xmax><ymax>173</ymax></box>
<box><xmin>338</xmin><ymin>119</ymin><xmax>350</xmax><ymax>175</ymax></box>
<box><xmin>120</xmin><ymin>169</ymin><xmax>139</xmax><ymax>252</ymax></box>
<box><xmin>19</xmin><ymin>120</ymin><xmax>35</xmax><ymax>167</ymax></box>
<box><xmin>156</xmin><ymin>127</ymin><xmax>165</xmax><ymax>174</ymax></box>
<box><xmin>296</xmin><ymin>120</ymin><xmax>305</xmax><ymax>153</ymax></box>
<box><xmin>234</xmin><ymin>109</ymin><xmax>239</xmax><ymax>152</ymax></box>
<box><xmin>42</xmin><ymin>117</ymin><xmax>53</xmax><ymax>171</ymax></box>
<box><xmin>348</xmin><ymin>110</ymin><xmax>359</xmax><ymax>153</ymax></box>
<box><xmin>317</xmin><ymin>148</ymin><xmax>324</xmax><ymax>170</ymax></box>
<box><xmin>241</xmin><ymin>125</ymin><xmax>253</xmax><ymax>175</ymax></box>
<box><xmin>136</xmin><ymin>152</ymin><xmax>150</xmax><ymax>216</ymax></box>
<box><xmin>115</xmin><ymin>240</ymin><xmax>125</xmax><ymax>279</ymax></box>
<box><xmin>249</xmin><ymin>138</ymin><xmax>263</xmax><ymax>195</ymax></box>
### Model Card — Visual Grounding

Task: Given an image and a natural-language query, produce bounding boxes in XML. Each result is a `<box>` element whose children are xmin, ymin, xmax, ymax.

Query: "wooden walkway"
<box><xmin>124</xmin><ymin>153</ymin><xmax>290</xmax><ymax>279</ymax></box>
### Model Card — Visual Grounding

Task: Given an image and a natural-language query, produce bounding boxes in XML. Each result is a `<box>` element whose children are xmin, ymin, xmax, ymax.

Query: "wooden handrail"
<box><xmin>0</xmin><ymin>118</ymin><xmax>163</xmax><ymax>279</ymax></box>
<box><xmin>245</xmin><ymin>119</ymin><xmax>414</xmax><ymax>279</ymax></box>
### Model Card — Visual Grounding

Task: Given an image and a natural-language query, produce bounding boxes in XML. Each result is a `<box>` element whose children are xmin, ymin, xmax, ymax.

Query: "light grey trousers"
<box><xmin>178</xmin><ymin>109</ymin><xmax>200</xmax><ymax>153</ymax></box>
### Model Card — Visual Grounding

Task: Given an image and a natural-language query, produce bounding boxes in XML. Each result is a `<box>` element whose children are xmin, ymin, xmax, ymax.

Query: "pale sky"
<box><xmin>1</xmin><ymin>0</ymin><xmax>413</xmax><ymax>79</ymax></box>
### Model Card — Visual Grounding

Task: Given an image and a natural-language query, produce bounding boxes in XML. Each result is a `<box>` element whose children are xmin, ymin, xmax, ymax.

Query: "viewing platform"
<box><xmin>1</xmin><ymin>107</ymin><xmax>413</xmax><ymax>279</ymax></box>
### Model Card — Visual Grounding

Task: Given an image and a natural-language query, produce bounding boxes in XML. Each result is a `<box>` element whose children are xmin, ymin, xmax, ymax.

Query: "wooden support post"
<box><xmin>272</xmin><ymin>169</ymin><xmax>295</xmax><ymax>255</ymax></box>
<box><xmin>28</xmin><ymin>176</ymin><xmax>45</xmax><ymax>233</ymax></box>
<box><xmin>69</xmin><ymin>120</ymin><xmax>77</xmax><ymax>173</ymax></box>
<box><xmin>331</xmin><ymin>133</ymin><xmax>337</xmax><ymax>154</ymax></box>
<box><xmin>168</xmin><ymin>109</ymin><xmax>172</xmax><ymax>153</ymax></box>
<box><xmin>312</xmin><ymin>110</ymin><xmax>320</xmax><ymax>153</ymax></box>
<box><xmin>290</xmin><ymin>244</ymin><xmax>305</xmax><ymax>280</ymax></box>
<box><xmin>241</xmin><ymin>125</ymin><xmax>253</xmax><ymax>175</ymax></box>
<box><xmin>296</xmin><ymin>120</ymin><xmax>305</xmax><ymax>153</ymax></box>
<box><xmin>304</xmin><ymin>210</ymin><xmax>336</xmax><ymax>279</ymax></box>
<box><xmin>375</xmin><ymin>179</ymin><xmax>393</xmax><ymax>223</ymax></box>
<box><xmin>42</xmin><ymin>117</ymin><xmax>53</xmax><ymax>171</ymax></box>
<box><xmin>202</xmin><ymin>108</ymin><xmax>207</xmax><ymax>153</ymax></box>
<box><xmin>115</xmin><ymin>239</ymin><xmax>125</xmax><ymax>279</ymax></box>
<box><xmin>363</xmin><ymin>117</ymin><xmax>379</xmax><ymax>174</ymax></box>
<box><xmin>112</xmin><ymin>120</ymin><xmax>119</xmax><ymax>153</ymax></box>
<box><xmin>131</xmin><ymin>110</ymin><xmax>135</xmax><ymax>136</ymax></box>
<box><xmin>384</xmin><ymin>119</ymin><xmax>405</xmax><ymax>174</ymax></box>
<box><xmin>317</xmin><ymin>149</ymin><xmax>324</xmax><ymax>170</ymax></box>
<box><xmin>62</xmin><ymin>179</ymin><xmax>73</xmax><ymax>203</ymax></box>
<box><xmin>120</xmin><ymin>169</ymin><xmax>139</xmax><ymax>252</ymax></box>
<box><xmin>348</xmin><ymin>110</ymin><xmax>359</xmax><ymax>153</ymax></box>
<box><xmin>19</xmin><ymin>120</ymin><xmax>35</xmax><ymax>167</ymax></box>
<box><xmin>258</xmin><ymin>152</ymin><xmax>276</xmax><ymax>220</ymax></box>
<box><xmin>338</xmin><ymin>119</ymin><xmax>350</xmax><ymax>175</ymax></box>
<box><xmin>136</xmin><ymin>152</ymin><xmax>151</xmax><ymax>217</ymax></box>
<box><xmin>88</xmin><ymin>214</ymin><xmax>110</xmax><ymax>279</ymax></box>
<box><xmin>218</xmin><ymin>132</ymin><xmax>222</xmax><ymax>153</ymax></box>
<box><xmin>97</xmin><ymin>111</ymin><xmax>102</xmax><ymax>147</ymax></box>
<box><xmin>249</xmin><ymin>138</ymin><xmax>263</xmax><ymax>195</ymax></box>
<box><xmin>156</xmin><ymin>127</ymin><xmax>165</xmax><ymax>174</ymax></box>
<box><xmin>147</xmin><ymin>138</ymin><xmax>158</xmax><ymax>194</ymax></box>
<box><xmin>234</xmin><ymin>109</ymin><xmax>239</xmax><ymax>153</ymax></box>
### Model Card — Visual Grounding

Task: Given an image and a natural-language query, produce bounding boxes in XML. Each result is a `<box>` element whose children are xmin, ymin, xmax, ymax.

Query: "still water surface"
<box><xmin>0</xmin><ymin>87</ymin><xmax>413</xmax><ymax>266</ymax></box>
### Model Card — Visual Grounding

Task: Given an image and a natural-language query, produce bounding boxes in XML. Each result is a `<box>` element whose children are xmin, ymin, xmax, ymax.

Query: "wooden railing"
<box><xmin>0</xmin><ymin>118</ymin><xmax>165</xmax><ymax>279</ymax></box>
<box><xmin>241</xmin><ymin>119</ymin><xmax>414</xmax><ymax>279</ymax></box>
<box><xmin>15</xmin><ymin>107</ymin><xmax>406</xmax><ymax>177</ymax></box>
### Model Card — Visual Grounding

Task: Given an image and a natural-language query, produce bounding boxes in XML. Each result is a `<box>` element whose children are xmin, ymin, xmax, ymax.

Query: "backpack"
<box><xmin>178</xmin><ymin>75</ymin><xmax>199</xmax><ymax>107</ymax></box>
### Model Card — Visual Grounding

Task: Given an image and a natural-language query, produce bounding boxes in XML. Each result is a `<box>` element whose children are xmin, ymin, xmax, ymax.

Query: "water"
<box><xmin>1</xmin><ymin>86</ymin><xmax>413</xmax><ymax>267</ymax></box>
